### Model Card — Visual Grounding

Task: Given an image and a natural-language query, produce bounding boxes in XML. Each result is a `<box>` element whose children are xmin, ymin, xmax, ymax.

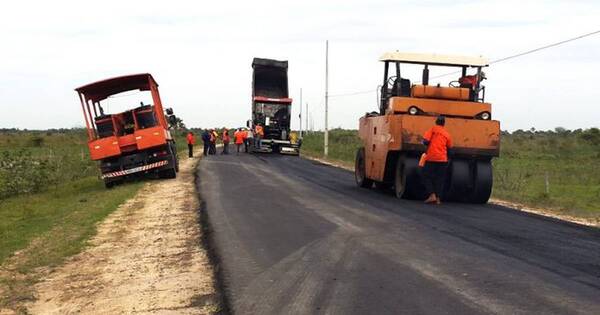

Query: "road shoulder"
<box><xmin>26</xmin><ymin>152</ymin><xmax>219</xmax><ymax>314</ymax></box>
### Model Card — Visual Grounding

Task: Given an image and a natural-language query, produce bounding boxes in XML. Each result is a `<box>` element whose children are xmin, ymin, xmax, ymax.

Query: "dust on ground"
<box><xmin>25</xmin><ymin>151</ymin><xmax>218</xmax><ymax>314</ymax></box>
<box><xmin>303</xmin><ymin>154</ymin><xmax>600</xmax><ymax>228</ymax></box>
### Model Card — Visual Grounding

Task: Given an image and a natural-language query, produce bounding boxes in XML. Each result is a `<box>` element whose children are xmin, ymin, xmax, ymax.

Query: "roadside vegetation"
<box><xmin>301</xmin><ymin>127</ymin><xmax>600</xmax><ymax>218</ymax></box>
<box><xmin>0</xmin><ymin>128</ymin><xmax>189</xmax><ymax>310</ymax></box>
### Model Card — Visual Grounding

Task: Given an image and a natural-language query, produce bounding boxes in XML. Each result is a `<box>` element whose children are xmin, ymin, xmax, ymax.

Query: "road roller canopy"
<box><xmin>75</xmin><ymin>73</ymin><xmax>159</xmax><ymax>103</ymax></box>
<box><xmin>380</xmin><ymin>52</ymin><xmax>489</xmax><ymax>67</ymax></box>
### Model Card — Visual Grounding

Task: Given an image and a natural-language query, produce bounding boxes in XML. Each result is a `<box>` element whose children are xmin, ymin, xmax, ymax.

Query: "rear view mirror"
<box><xmin>246</xmin><ymin>119</ymin><xmax>252</xmax><ymax>128</ymax></box>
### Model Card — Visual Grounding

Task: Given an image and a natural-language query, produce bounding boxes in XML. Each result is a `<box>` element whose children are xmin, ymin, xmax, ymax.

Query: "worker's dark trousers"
<box><xmin>423</xmin><ymin>161</ymin><xmax>448</xmax><ymax>197</ymax></box>
<box><xmin>209</xmin><ymin>143</ymin><xmax>216</xmax><ymax>155</ymax></box>
<box><xmin>236</xmin><ymin>144</ymin><xmax>242</xmax><ymax>154</ymax></box>
<box><xmin>188</xmin><ymin>144</ymin><xmax>193</xmax><ymax>157</ymax></box>
<box><xmin>245</xmin><ymin>138</ymin><xmax>252</xmax><ymax>152</ymax></box>
<box><xmin>222</xmin><ymin>142</ymin><xmax>229</xmax><ymax>155</ymax></box>
<box><xmin>203</xmin><ymin>142</ymin><xmax>209</xmax><ymax>156</ymax></box>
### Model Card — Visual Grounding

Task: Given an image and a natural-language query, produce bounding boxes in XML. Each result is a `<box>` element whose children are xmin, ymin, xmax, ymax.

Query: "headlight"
<box><xmin>408</xmin><ymin>106</ymin><xmax>418</xmax><ymax>115</ymax></box>
<box><xmin>480</xmin><ymin>112</ymin><xmax>491</xmax><ymax>120</ymax></box>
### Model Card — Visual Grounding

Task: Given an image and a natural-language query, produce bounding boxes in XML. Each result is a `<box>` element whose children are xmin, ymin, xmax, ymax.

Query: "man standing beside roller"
<box><xmin>422</xmin><ymin>116</ymin><xmax>452</xmax><ymax>205</ymax></box>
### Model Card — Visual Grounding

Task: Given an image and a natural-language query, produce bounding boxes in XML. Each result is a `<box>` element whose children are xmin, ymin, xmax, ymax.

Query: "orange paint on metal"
<box><xmin>88</xmin><ymin>136</ymin><xmax>121</xmax><ymax>161</ymax></box>
<box><xmin>359</xmin><ymin>114</ymin><xmax>500</xmax><ymax>181</ymax></box>
<box><xmin>387</xmin><ymin>97</ymin><xmax>491</xmax><ymax>118</ymax></box>
<box><xmin>135</xmin><ymin>126</ymin><xmax>167</xmax><ymax>150</ymax></box>
<box><xmin>411</xmin><ymin>85</ymin><xmax>470</xmax><ymax>101</ymax></box>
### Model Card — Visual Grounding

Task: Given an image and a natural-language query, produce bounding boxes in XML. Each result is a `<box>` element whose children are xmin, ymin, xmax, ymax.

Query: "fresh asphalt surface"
<box><xmin>197</xmin><ymin>153</ymin><xmax>600</xmax><ymax>314</ymax></box>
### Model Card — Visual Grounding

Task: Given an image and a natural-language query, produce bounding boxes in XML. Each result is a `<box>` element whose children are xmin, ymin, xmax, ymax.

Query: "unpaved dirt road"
<box><xmin>27</xmin><ymin>152</ymin><xmax>218</xmax><ymax>314</ymax></box>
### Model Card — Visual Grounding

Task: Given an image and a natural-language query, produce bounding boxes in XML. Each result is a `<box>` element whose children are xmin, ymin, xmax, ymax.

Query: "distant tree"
<box><xmin>579</xmin><ymin>128</ymin><xmax>600</xmax><ymax>146</ymax></box>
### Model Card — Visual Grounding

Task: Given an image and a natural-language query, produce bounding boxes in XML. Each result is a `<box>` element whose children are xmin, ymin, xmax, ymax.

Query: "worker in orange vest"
<box><xmin>221</xmin><ymin>129</ymin><xmax>231</xmax><ymax>155</ymax></box>
<box><xmin>254</xmin><ymin>123</ymin><xmax>264</xmax><ymax>149</ymax></box>
<box><xmin>209</xmin><ymin>129</ymin><xmax>217</xmax><ymax>155</ymax></box>
<box><xmin>234</xmin><ymin>128</ymin><xmax>246</xmax><ymax>155</ymax></box>
<box><xmin>422</xmin><ymin>116</ymin><xmax>453</xmax><ymax>204</ymax></box>
<box><xmin>186</xmin><ymin>131</ymin><xmax>195</xmax><ymax>158</ymax></box>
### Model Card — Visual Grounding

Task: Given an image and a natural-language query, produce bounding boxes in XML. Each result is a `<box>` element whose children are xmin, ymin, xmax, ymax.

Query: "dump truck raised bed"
<box><xmin>76</xmin><ymin>73</ymin><xmax>179</xmax><ymax>188</ymax></box>
<box><xmin>249</xmin><ymin>58</ymin><xmax>301</xmax><ymax>155</ymax></box>
<box><xmin>355</xmin><ymin>52</ymin><xmax>500</xmax><ymax>203</ymax></box>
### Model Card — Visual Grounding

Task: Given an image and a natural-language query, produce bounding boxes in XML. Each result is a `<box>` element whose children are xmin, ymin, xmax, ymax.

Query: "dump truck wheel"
<box><xmin>445</xmin><ymin>159</ymin><xmax>470</xmax><ymax>202</ymax></box>
<box><xmin>170</xmin><ymin>143</ymin><xmax>179</xmax><ymax>172</ymax></box>
<box><xmin>104</xmin><ymin>180</ymin><xmax>114</xmax><ymax>189</ymax></box>
<box><xmin>470</xmin><ymin>160</ymin><xmax>493</xmax><ymax>203</ymax></box>
<box><xmin>159</xmin><ymin>167</ymin><xmax>177</xmax><ymax>179</ymax></box>
<box><xmin>355</xmin><ymin>148</ymin><xmax>373</xmax><ymax>188</ymax></box>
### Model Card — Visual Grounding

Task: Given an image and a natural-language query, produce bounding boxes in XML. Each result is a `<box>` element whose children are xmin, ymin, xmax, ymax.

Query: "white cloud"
<box><xmin>0</xmin><ymin>0</ymin><xmax>599</xmax><ymax>131</ymax></box>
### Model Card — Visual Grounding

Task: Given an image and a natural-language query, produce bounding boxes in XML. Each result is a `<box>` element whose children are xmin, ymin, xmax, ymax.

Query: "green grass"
<box><xmin>301</xmin><ymin>128</ymin><xmax>600</xmax><ymax>218</ymax></box>
<box><xmin>0</xmin><ymin>129</ymin><xmax>149</xmax><ymax>310</ymax></box>
<box><xmin>0</xmin><ymin>177</ymin><xmax>142</xmax><ymax>309</ymax></box>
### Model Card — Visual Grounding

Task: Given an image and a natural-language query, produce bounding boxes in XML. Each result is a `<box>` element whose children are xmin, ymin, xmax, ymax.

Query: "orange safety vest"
<box><xmin>222</xmin><ymin>131</ymin><xmax>230</xmax><ymax>143</ymax></box>
<box><xmin>186</xmin><ymin>133</ymin><xmax>195</xmax><ymax>145</ymax></box>
<box><xmin>423</xmin><ymin>125</ymin><xmax>452</xmax><ymax>162</ymax></box>
<box><xmin>234</xmin><ymin>131</ymin><xmax>245</xmax><ymax>144</ymax></box>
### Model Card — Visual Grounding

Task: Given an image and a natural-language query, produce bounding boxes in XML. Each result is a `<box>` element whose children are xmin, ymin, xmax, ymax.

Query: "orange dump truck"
<box><xmin>355</xmin><ymin>52</ymin><xmax>500</xmax><ymax>203</ymax></box>
<box><xmin>76</xmin><ymin>73</ymin><xmax>179</xmax><ymax>188</ymax></box>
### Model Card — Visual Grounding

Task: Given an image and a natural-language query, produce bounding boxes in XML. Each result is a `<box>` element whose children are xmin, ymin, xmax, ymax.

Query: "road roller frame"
<box><xmin>355</xmin><ymin>52</ymin><xmax>500</xmax><ymax>203</ymax></box>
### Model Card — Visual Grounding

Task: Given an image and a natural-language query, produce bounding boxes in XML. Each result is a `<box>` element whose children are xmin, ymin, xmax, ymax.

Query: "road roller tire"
<box><xmin>445</xmin><ymin>159</ymin><xmax>471</xmax><ymax>202</ymax></box>
<box><xmin>470</xmin><ymin>160</ymin><xmax>493</xmax><ymax>204</ymax></box>
<box><xmin>396</xmin><ymin>155</ymin><xmax>427</xmax><ymax>200</ymax></box>
<box><xmin>355</xmin><ymin>148</ymin><xmax>373</xmax><ymax>188</ymax></box>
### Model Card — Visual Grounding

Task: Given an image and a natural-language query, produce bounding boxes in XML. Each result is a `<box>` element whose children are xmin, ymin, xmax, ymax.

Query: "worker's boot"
<box><xmin>424</xmin><ymin>193</ymin><xmax>437</xmax><ymax>204</ymax></box>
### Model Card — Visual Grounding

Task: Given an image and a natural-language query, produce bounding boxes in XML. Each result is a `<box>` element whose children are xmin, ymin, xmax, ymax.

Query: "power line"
<box><xmin>332</xmin><ymin>29</ymin><xmax>600</xmax><ymax>93</ymax></box>
<box><xmin>491</xmin><ymin>29</ymin><xmax>600</xmax><ymax>64</ymax></box>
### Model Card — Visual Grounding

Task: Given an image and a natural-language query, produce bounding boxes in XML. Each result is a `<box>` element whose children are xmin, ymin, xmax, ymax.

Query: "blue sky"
<box><xmin>0</xmin><ymin>0</ymin><xmax>599</xmax><ymax>131</ymax></box>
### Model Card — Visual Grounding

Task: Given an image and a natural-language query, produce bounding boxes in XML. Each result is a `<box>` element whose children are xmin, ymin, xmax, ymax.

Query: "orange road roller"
<box><xmin>355</xmin><ymin>52</ymin><xmax>500</xmax><ymax>203</ymax></box>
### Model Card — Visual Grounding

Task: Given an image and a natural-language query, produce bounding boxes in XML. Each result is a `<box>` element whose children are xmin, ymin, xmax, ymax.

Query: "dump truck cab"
<box><xmin>249</xmin><ymin>58</ymin><xmax>301</xmax><ymax>155</ymax></box>
<box><xmin>76</xmin><ymin>73</ymin><xmax>179</xmax><ymax>188</ymax></box>
<box><xmin>355</xmin><ymin>52</ymin><xmax>500</xmax><ymax>203</ymax></box>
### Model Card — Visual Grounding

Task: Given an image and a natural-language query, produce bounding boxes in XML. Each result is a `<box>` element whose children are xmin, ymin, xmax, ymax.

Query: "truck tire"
<box><xmin>355</xmin><ymin>148</ymin><xmax>373</xmax><ymax>188</ymax></box>
<box><xmin>159</xmin><ymin>167</ymin><xmax>177</xmax><ymax>179</ymax></box>
<box><xmin>469</xmin><ymin>160</ymin><xmax>493</xmax><ymax>203</ymax></box>
<box><xmin>104</xmin><ymin>180</ymin><xmax>114</xmax><ymax>189</ymax></box>
<box><xmin>170</xmin><ymin>143</ymin><xmax>179</xmax><ymax>172</ymax></box>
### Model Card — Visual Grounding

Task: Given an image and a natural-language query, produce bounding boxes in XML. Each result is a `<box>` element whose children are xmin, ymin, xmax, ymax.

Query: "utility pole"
<box><xmin>306</xmin><ymin>102</ymin><xmax>309</xmax><ymax>133</ymax></box>
<box><xmin>299</xmin><ymin>88</ymin><xmax>303</xmax><ymax>137</ymax></box>
<box><xmin>324</xmin><ymin>40</ymin><xmax>329</xmax><ymax>157</ymax></box>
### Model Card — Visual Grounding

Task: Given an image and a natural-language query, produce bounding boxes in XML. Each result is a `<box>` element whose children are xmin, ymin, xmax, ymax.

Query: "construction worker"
<box><xmin>244</xmin><ymin>128</ymin><xmax>253</xmax><ymax>153</ymax></box>
<box><xmin>186</xmin><ymin>131</ymin><xmax>195</xmax><ymax>158</ymax></box>
<box><xmin>201</xmin><ymin>129</ymin><xmax>211</xmax><ymax>156</ymax></box>
<box><xmin>422</xmin><ymin>115</ymin><xmax>453</xmax><ymax>205</ymax></box>
<box><xmin>254</xmin><ymin>123</ymin><xmax>264</xmax><ymax>149</ymax></box>
<box><xmin>234</xmin><ymin>128</ymin><xmax>245</xmax><ymax>154</ymax></box>
<box><xmin>209</xmin><ymin>129</ymin><xmax>218</xmax><ymax>155</ymax></box>
<box><xmin>221</xmin><ymin>129</ymin><xmax>230</xmax><ymax>155</ymax></box>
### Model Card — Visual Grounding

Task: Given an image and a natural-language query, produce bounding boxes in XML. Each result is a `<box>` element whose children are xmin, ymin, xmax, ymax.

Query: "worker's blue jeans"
<box><xmin>254</xmin><ymin>136</ymin><xmax>262</xmax><ymax>149</ymax></box>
